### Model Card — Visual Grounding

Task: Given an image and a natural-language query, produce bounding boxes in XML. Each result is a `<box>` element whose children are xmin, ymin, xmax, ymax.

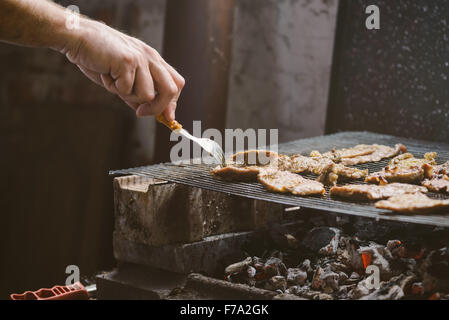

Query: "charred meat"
<box><xmin>330</xmin><ymin>183</ymin><xmax>428</xmax><ymax>201</ymax></box>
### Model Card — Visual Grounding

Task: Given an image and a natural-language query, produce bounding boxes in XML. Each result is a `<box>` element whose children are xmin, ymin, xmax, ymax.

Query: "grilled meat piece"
<box><xmin>211</xmin><ymin>150</ymin><xmax>285</xmax><ymax>181</ymax></box>
<box><xmin>310</xmin><ymin>144</ymin><xmax>407</xmax><ymax>165</ymax></box>
<box><xmin>366</xmin><ymin>153</ymin><xmax>436</xmax><ymax>184</ymax></box>
<box><xmin>288</xmin><ymin>154</ymin><xmax>327</xmax><ymax>173</ymax></box>
<box><xmin>434</xmin><ymin>161</ymin><xmax>449</xmax><ymax>175</ymax></box>
<box><xmin>230</xmin><ymin>150</ymin><xmax>279</xmax><ymax>165</ymax></box>
<box><xmin>375</xmin><ymin>192</ymin><xmax>449</xmax><ymax>214</ymax></box>
<box><xmin>258</xmin><ymin>169</ymin><xmax>325</xmax><ymax>196</ymax></box>
<box><xmin>211</xmin><ymin>165</ymin><xmax>261</xmax><ymax>182</ymax></box>
<box><xmin>330</xmin><ymin>183</ymin><xmax>428</xmax><ymax>201</ymax></box>
<box><xmin>389</xmin><ymin>152</ymin><xmax>437</xmax><ymax>167</ymax></box>
<box><xmin>289</xmin><ymin>154</ymin><xmax>367</xmax><ymax>185</ymax></box>
<box><xmin>333</xmin><ymin>163</ymin><xmax>368</xmax><ymax>181</ymax></box>
<box><xmin>213</xmin><ymin>150</ymin><xmax>366</xmax><ymax>185</ymax></box>
<box><xmin>422</xmin><ymin>175</ymin><xmax>449</xmax><ymax>194</ymax></box>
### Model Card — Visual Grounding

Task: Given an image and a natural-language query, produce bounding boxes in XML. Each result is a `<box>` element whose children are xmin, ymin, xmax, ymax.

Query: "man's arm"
<box><xmin>0</xmin><ymin>0</ymin><xmax>184</xmax><ymax>120</ymax></box>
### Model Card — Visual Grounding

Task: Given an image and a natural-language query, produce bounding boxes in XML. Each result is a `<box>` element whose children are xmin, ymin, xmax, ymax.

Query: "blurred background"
<box><xmin>0</xmin><ymin>0</ymin><xmax>338</xmax><ymax>297</ymax></box>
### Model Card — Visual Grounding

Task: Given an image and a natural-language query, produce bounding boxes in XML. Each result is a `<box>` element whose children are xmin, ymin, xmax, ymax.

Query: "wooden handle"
<box><xmin>156</xmin><ymin>114</ymin><xmax>183</xmax><ymax>131</ymax></box>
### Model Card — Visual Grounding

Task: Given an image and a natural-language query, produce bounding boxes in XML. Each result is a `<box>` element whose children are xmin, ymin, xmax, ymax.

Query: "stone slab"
<box><xmin>114</xmin><ymin>175</ymin><xmax>285</xmax><ymax>247</ymax></box>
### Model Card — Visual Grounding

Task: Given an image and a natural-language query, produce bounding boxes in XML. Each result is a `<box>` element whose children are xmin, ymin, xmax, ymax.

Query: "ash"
<box><xmin>223</xmin><ymin>214</ymin><xmax>449</xmax><ymax>300</ymax></box>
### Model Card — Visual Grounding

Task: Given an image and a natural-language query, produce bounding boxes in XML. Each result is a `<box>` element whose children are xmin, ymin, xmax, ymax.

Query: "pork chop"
<box><xmin>375</xmin><ymin>192</ymin><xmax>449</xmax><ymax>214</ymax></box>
<box><xmin>211</xmin><ymin>150</ymin><xmax>286</xmax><ymax>181</ymax></box>
<box><xmin>257</xmin><ymin>169</ymin><xmax>325</xmax><ymax>196</ymax></box>
<box><xmin>310</xmin><ymin>144</ymin><xmax>407</xmax><ymax>166</ymax></box>
<box><xmin>434</xmin><ymin>161</ymin><xmax>449</xmax><ymax>175</ymax></box>
<box><xmin>289</xmin><ymin>154</ymin><xmax>367</xmax><ymax>185</ymax></box>
<box><xmin>422</xmin><ymin>175</ymin><xmax>449</xmax><ymax>194</ymax></box>
<box><xmin>366</xmin><ymin>153</ymin><xmax>436</xmax><ymax>184</ymax></box>
<box><xmin>330</xmin><ymin>183</ymin><xmax>427</xmax><ymax>201</ymax></box>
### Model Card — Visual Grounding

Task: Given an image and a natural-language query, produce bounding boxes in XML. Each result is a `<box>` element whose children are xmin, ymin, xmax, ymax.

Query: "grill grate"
<box><xmin>110</xmin><ymin>132</ymin><xmax>449</xmax><ymax>227</ymax></box>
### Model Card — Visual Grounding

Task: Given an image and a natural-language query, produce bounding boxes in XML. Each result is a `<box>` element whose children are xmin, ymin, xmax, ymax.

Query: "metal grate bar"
<box><xmin>110</xmin><ymin>132</ymin><xmax>449</xmax><ymax>227</ymax></box>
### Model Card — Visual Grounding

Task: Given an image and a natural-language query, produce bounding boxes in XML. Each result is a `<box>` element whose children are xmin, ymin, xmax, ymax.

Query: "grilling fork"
<box><xmin>156</xmin><ymin>115</ymin><xmax>226</xmax><ymax>167</ymax></box>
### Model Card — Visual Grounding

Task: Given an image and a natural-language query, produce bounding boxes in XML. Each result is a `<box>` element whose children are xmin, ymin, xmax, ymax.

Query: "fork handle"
<box><xmin>156</xmin><ymin>114</ymin><xmax>183</xmax><ymax>131</ymax></box>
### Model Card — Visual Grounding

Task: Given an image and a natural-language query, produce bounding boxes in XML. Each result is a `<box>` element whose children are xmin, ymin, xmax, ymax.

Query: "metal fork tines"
<box><xmin>177</xmin><ymin>128</ymin><xmax>226</xmax><ymax>167</ymax></box>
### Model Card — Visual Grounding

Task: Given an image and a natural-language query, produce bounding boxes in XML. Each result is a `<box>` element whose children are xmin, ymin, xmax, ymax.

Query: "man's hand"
<box><xmin>62</xmin><ymin>20</ymin><xmax>184</xmax><ymax>121</ymax></box>
<box><xmin>0</xmin><ymin>0</ymin><xmax>184</xmax><ymax>121</ymax></box>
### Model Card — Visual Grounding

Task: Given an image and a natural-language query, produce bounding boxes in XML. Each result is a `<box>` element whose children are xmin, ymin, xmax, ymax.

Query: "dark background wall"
<box><xmin>0</xmin><ymin>0</ymin><xmax>166</xmax><ymax>297</ymax></box>
<box><xmin>327</xmin><ymin>0</ymin><xmax>449</xmax><ymax>142</ymax></box>
<box><xmin>0</xmin><ymin>0</ymin><xmax>342</xmax><ymax>297</ymax></box>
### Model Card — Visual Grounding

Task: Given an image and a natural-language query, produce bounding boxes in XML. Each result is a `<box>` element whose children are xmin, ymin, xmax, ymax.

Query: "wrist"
<box><xmin>51</xmin><ymin>14</ymin><xmax>88</xmax><ymax>54</ymax></box>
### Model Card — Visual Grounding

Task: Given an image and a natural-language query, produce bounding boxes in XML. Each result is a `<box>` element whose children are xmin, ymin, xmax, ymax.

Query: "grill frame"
<box><xmin>110</xmin><ymin>131</ymin><xmax>449</xmax><ymax>227</ymax></box>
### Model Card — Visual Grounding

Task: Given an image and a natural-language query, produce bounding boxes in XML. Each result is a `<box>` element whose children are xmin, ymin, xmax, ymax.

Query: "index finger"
<box><xmin>136</xmin><ymin>62</ymin><xmax>177</xmax><ymax>117</ymax></box>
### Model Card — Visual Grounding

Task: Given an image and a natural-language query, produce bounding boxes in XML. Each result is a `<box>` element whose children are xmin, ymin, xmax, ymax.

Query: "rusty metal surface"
<box><xmin>111</xmin><ymin>132</ymin><xmax>449</xmax><ymax>227</ymax></box>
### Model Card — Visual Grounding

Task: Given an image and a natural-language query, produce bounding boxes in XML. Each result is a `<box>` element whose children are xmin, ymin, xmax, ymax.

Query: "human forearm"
<box><xmin>0</xmin><ymin>0</ymin><xmax>77</xmax><ymax>51</ymax></box>
<box><xmin>0</xmin><ymin>0</ymin><xmax>185</xmax><ymax>120</ymax></box>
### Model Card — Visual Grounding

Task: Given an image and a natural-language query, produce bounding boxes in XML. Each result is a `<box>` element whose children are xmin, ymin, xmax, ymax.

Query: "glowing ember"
<box><xmin>361</xmin><ymin>252</ymin><xmax>372</xmax><ymax>269</ymax></box>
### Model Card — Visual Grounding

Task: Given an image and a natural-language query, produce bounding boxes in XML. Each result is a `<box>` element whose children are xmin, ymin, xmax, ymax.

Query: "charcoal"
<box><xmin>338</xmin><ymin>271</ymin><xmax>349</xmax><ymax>284</ymax></box>
<box><xmin>252</xmin><ymin>256</ymin><xmax>263</xmax><ymax>265</ymax></box>
<box><xmin>343</xmin><ymin>272</ymin><xmax>359</xmax><ymax>285</ymax></box>
<box><xmin>224</xmin><ymin>257</ymin><xmax>252</xmax><ymax>275</ymax></box>
<box><xmin>300</xmin><ymin>259</ymin><xmax>314</xmax><ymax>277</ymax></box>
<box><xmin>360</xmin><ymin>245</ymin><xmax>393</xmax><ymax>281</ymax></box>
<box><xmin>247</xmin><ymin>266</ymin><xmax>256</xmax><ymax>278</ymax></box>
<box><xmin>419</xmin><ymin>247</ymin><xmax>449</xmax><ymax>293</ymax></box>
<box><xmin>387</xmin><ymin>240</ymin><xmax>403</xmax><ymax>254</ymax></box>
<box><xmin>285</xmin><ymin>286</ymin><xmax>297</xmax><ymax>295</ymax></box>
<box><xmin>285</xmin><ymin>234</ymin><xmax>299</xmax><ymax>249</ymax></box>
<box><xmin>330</xmin><ymin>261</ymin><xmax>351</xmax><ymax>274</ymax></box>
<box><xmin>247</xmin><ymin>278</ymin><xmax>256</xmax><ymax>287</ymax></box>
<box><xmin>295</xmin><ymin>286</ymin><xmax>321</xmax><ymax>299</ymax></box>
<box><xmin>349</xmin><ymin>277</ymin><xmax>375</xmax><ymax>299</ymax></box>
<box><xmin>411</xmin><ymin>282</ymin><xmax>425</xmax><ymax>295</ymax></box>
<box><xmin>273</xmin><ymin>293</ymin><xmax>304</xmax><ymax>300</ymax></box>
<box><xmin>314</xmin><ymin>293</ymin><xmax>334</xmax><ymax>300</ymax></box>
<box><xmin>265</xmin><ymin>257</ymin><xmax>288</xmax><ymax>277</ymax></box>
<box><xmin>221</xmin><ymin>222</ymin><xmax>449</xmax><ymax>300</ymax></box>
<box><xmin>312</xmin><ymin>267</ymin><xmax>340</xmax><ymax>293</ymax></box>
<box><xmin>338</xmin><ymin>284</ymin><xmax>356</xmax><ymax>296</ymax></box>
<box><xmin>344</xmin><ymin>238</ymin><xmax>365</xmax><ymax>271</ymax></box>
<box><xmin>302</xmin><ymin>227</ymin><xmax>341</xmax><ymax>256</ymax></box>
<box><xmin>398</xmin><ymin>274</ymin><xmax>417</xmax><ymax>295</ymax></box>
<box><xmin>360</xmin><ymin>284</ymin><xmax>404</xmax><ymax>300</ymax></box>
<box><xmin>312</xmin><ymin>267</ymin><xmax>324</xmax><ymax>290</ymax></box>
<box><xmin>265</xmin><ymin>276</ymin><xmax>287</xmax><ymax>291</ymax></box>
<box><xmin>287</xmin><ymin>268</ymin><xmax>307</xmax><ymax>286</ymax></box>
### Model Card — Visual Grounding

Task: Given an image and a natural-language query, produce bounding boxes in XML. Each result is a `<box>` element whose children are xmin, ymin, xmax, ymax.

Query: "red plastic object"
<box><xmin>10</xmin><ymin>282</ymin><xmax>89</xmax><ymax>300</ymax></box>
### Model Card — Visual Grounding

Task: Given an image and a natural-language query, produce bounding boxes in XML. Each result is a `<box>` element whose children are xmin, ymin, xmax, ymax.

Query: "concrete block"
<box><xmin>113</xmin><ymin>175</ymin><xmax>285</xmax><ymax>247</ymax></box>
<box><xmin>113</xmin><ymin>230</ymin><xmax>257</xmax><ymax>276</ymax></box>
<box><xmin>96</xmin><ymin>263</ymin><xmax>187</xmax><ymax>300</ymax></box>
